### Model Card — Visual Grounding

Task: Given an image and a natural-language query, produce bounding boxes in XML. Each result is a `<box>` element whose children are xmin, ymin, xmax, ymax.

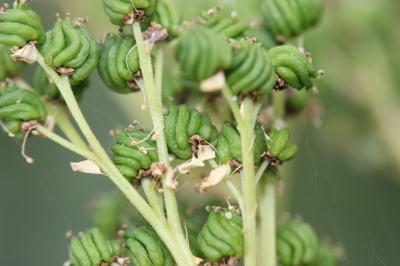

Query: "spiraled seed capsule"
<box><xmin>0</xmin><ymin>1</ymin><xmax>45</xmax><ymax>47</ymax></box>
<box><xmin>261</xmin><ymin>0</ymin><xmax>324</xmax><ymax>41</ymax></box>
<box><xmin>124</xmin><ymin>227</ymin><xmax>174</xmax><ymax>266</ymax></box>
<box><xmin>198</xmin><ymin>208</ymin><xmax>244</xmax><ymax>262</ymax></box>
<box><xmin>277</xmin><ymin>219</ymin><xmax>319</xmax><ymax>266</ymax></box>
<box><xmin>41</xmin><ymin>17</ymin><xmax>99</xmax><ymax>86</ymax></box>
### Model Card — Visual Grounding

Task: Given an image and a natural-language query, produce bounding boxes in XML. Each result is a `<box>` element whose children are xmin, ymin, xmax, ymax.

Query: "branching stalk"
<box><xmin>132</xmin><ymin>22</ymin><xmax>195</xmax><ymax>265</ymax></box>
<box><xmin>36</xmin><ymin>52</ymin><xmax>193</xmax><ymax>266</ymax></box>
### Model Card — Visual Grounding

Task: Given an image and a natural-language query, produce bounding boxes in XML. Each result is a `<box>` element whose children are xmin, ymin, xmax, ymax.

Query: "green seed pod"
<box><xmin>98</xmin><ymin>33</ymin><xmax>140</xmax><ymax>94</ymax></box>
<box><xmin>277</xmin><ymin>219</ymin><xmax>319</xmax><ymax>266</ymax></box>
<box><xmin>165</xmin><ymin>104</ymin><xmax>218</xmax><ymax>160</ymax></box>
<box><xmin>151</xmin><ymin>0</ymin><xmax>180</xmax><ymax>37</ymax></box>
<box><xmin>33</xmin><ymin>66</ymin><xmax>88</xmax><ymax>101</ymax></box>
<box><xmin>216</xmin><ymin>122</ymin><xmax>267</xmax><ymax>165</ymax></box>
<box><xmin>112</xmin><ymin>129</ymin><xmax>159</xmax><ymax>181</ymax></box>
<box><xmin>0</xmin><ymin>1</ymin><xmax>45</xmax><ymax>47</ymax></box>
<box><xmin>0</xmin><ymin>44</ymin><xmax>23</xmax><ymax>81</ymax></box>
<box><xmin>103</xmin><ymin>0</ymin><xmax>158</xmax><ymax>26</ymax></box>
<box><xmin>225</xmin><ymin>39</ymin><xmax>276</xmax><ymax>96</ymax></box>
<box><xmin>198</xmin><ymin>208</ymin><xmax>244</xmax><ymax>262</ymax></box>
<box><xmin>261</xmin><ymin>0</ymin><xmax>324</xmax><ymax>41</ymax></box>
<box><xmin>309</xmin><ymin>243</ymin><xmax>339</xmax><ymax>266</ymax></box>
<box><xmin>125</xmin><ymin>227</ymin><xmax>174</xmax><ymax>266</ymax></box>
<box><xmin>267</xmin><ymin>128</ymin><xmax>298</xmax><ymax>163</ymax></box>
<box><xmin>176</xmin><ymin>26</ymin><xmax>232</xmax><ymax>82</ymax></box>
<box><xmin>69</xmin><ymin>228</ymin><xmax>119</xmax><ymax>266</ymax></box>
<box><xmin>41</xmin><ymin>17</ymin><xmax>99</xmax><ymax>86</ymax></box>
<box><xmin>199</xmin><ymin>7</ymin><xmax>248</xmax><ymax>39</ymax></box>
<box><xmin>268</xmin><ymin>45</ymin><xmax>319</xmax><ymax>90</ymax></box>
<box><xmin>0</xmin><ymin>83</ymin><xmax>47</xmax><ymax>136</ymax></box>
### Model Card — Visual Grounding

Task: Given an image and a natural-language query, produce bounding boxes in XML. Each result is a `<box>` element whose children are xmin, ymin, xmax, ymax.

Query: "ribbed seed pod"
<box><xmin>41</xmin><ymin>17</ymin><xmax>98</xmax><ymax>85</ymax></box>
<box><xmin>277</xmin><ymin>219</ymin><xmax>319</xmax><ymax>266</ymax></box>
<box><xmin>98</xmin><ymin>33</ymin><xmax>140</xmax><ymax>94</ymax></box>
<box><xmin>165</xmin><ymin>105</ymin><xmax>218</xmax><ymax>160</ymax></box>
<box><xmin>0</xmin><ymin>1</ymin><xmax>45</xmax><ymax>47</ymax></box>
<box><xmin>69</xmin><ymin>228</ymin><xmax>120</xmax><ymax>266</ymax></box>
<box><xmin>0</xmin><ymin>84</ymin><xmax>47</xmax><ymax>137</ymax></box>
<box><xmin>151</xmin><ymin>0</ymin><xmax>180</xmax><ymax>37</ymax></box>
<box><xmin>198</xmin><ymin>208</ymin><xmax>244</xmax><ymax>262</ymax></box>
<box><xmin>33</xmin><ymin>66</ymin><xmax>88</xmax><ymax>101</ymax></box>
<box><xmin>261</xmin><ymin>0</ymin><xmax>324</xmax><ymax>40</ymax></box>
<box><xmin>125</xmin><ymin>227</ymin><xmax>174</xmax><ymax>266</ymax></box>
<box><xmin>226</xmin><ymin>40</ymin><xmax>276</xmax><ymax>96</ymax></box>
<box><xmin>176</xmin><ymin>26</ymin><xmax>232</xmax><ymax>82</ymax></box>
<box><xmin>216</xmin><ymin>122</ymin><xmax>267</xmax><ymax>165</ymax></box>
<box><xmin>103</xmin><ymin>0</ymin><xmax>158</xmax><ymax>26</ymax></box>
<box><xmin>309</xmin><ymin>243</ymin><xmax>339</xmax><ymax>266</ymax></box>
<box><xmin>267</xmin><ymin>128</ymin><xmax>298</xmax><ymax>163</ymax></box>
<box><xmin>111</xmin><ymin>129</ymin><xmax>159</xmax><ymax>181</ymax></box>
<box><xmin>0</xmin><ymin>44</ymin><xmax>22</xmax><ymax>81</ymax></box>
<box><xmin>268</xmin><ymin>45</ymin><xmax>319</xmax><ymax>90</ymax></box>
<box><xmin>199</xmin><ymin>7</ymin><xmax>248</xmax><ymax>39</ymax></box>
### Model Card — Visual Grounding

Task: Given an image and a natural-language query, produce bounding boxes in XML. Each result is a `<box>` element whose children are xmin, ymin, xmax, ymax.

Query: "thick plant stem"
<box><xmin>222</xmin><ymin>87</ymin><xmax>258</xmax><ymax>266</ymax></box>
<box><xmin>36</xmin><ymin>54</ymin><xmax>192</xmax><ymax>266</ymax></box>
<box><xmin>259</xmin><ymin>174</ymin><xmax>277</xmax><ymax>266</ymax></box>
<box><xmin>133</xmin><ymin>22</ymin><xmax>195</xmax><ymax>266</ymax></box>
<box><xmin>238</xmin><ymin>98</ymin><xmax>258</xmax><ymax>266</ymax></box>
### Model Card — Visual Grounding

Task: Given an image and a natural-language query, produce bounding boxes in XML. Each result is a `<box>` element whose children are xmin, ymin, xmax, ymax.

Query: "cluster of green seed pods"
<box><xmin>41</xmin><ymin>17</ymin><xmax>98</xmax><ymax>85</ymax></box>
<box><xmin>111</xmin><ymin>129</ymin><xmax>159</xmax><ymax>181</ymax></box>
<box><xmin>216</xmin><ymin>122</ymin><xmax>267</xmax><ymax>165</ymax></box>
<box><xmin>175</xmin><ymin>26</ymin><xmax>232</xmax><ymax>82</ymax></box>
<box><xmin>0</xmin><ymin>1</ymin><xmax>45</xmax><ymax>47</ymax></box>
<box><xmin>151</xmin><ymin>0</ymin><xmax>180</xmax><ymax>37</ymax></box>
<box><xmin>0</xmin><ymin>44</ymin><xmax>22</xmax><ymax>81</ymax></box>
<box><xmin>266</xmin><ymin>128</ymin><xmax>298</xmax><ymax>164</ymax></box>
<box><xmin>199</xmin><ymin>7</ymin><xmax>249</xmax><ymax>39</ymax></box>
<box><xmin>277</xmin><ymin>219</ymin><xmax>319</xmax><ymax>266</ymax></box>
<box><xmin>68</xmin><ymin>228</ymin><xmax>120</xmax><ymax>266</ymax></box>
<box><xmin>125</xmin><ymin>227</ymin><xmax>174</xmax><ymax>266</ymax></box>
<box><xmin>103</xmin><ymin>0</ymin><xmax>158</xmax><ymax>26</ymax></box>
<box><xmin>261</xmin><ymin>0</ymin><xmax>324</xmax><ymax>41</ymax></box>
<box><xmin>198</xmin><ymin>208</ymin><xmax>244</xmax><ymax>262</ymax></box>
<box><xmin>226</xmin><ymin>39</ymin><xmax>277</xmax><ymax>96</ymax></box>
<box><xmin>98</xmin><ymin>33</ymin><xmax>140</xmax><ymax>94</ymax></box>
<box><xmin>165</xmin><ymin>104</ymin><xmax>218</xmax><ymax>160</ymax></box>
<box><xmin>0</xmin><ymin>83</ymin><xmax>47</xmax><ymax>138</ymax></box>
<box><xmin>268</xmin><ymin>45</ymin><xmax>319</xmax><ymax>90</ymax></box>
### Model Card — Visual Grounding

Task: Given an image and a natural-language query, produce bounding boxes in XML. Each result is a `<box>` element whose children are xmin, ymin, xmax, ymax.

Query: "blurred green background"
<box><xmin>1</xmin><ymin>0</ymin><xmax>399</xmax><ymax>265</ymax></box>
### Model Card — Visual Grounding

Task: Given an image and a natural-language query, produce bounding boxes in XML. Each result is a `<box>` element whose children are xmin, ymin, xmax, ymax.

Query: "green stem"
<box><xmin>142</xmin><ymin>179</ymin><xmax>165</xmax><ymax>219</ymax></box>
<box><xmin>52</xmin><ymin>106</ymin><xmax>88</xmax><ymax>149</ymax></box>
<box><xmin>36</xmin><ymin>124</ymin><xmax>94</xmax><ymax>160</ymax></box>
<box><xmin>223</xmin><ymin>88</ymin><xmax>258</xmax><ymax>266</ymax></box>
<box><xmin>259</xmin><ymin>174</ymin><xmax>277</xmax><ymax>266</ymax></box>
<box><xmin>225</xmin><ymin>180</ymin><xmax>244</xmax><ymax>211</ymax></box>
<box><xmin>238</xmin><ymin>98</ymin><xmax>258</xmax><ymax>266</ymax></box>
<box><xmin>132</xmin><ymin>22</ymin><xmax>194</xmax><ymax>265</ymax></box>
<box><xmin>36</xmin><ymin>53</ymin><xmax>192</xmax><ymax>266</ymax></box>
